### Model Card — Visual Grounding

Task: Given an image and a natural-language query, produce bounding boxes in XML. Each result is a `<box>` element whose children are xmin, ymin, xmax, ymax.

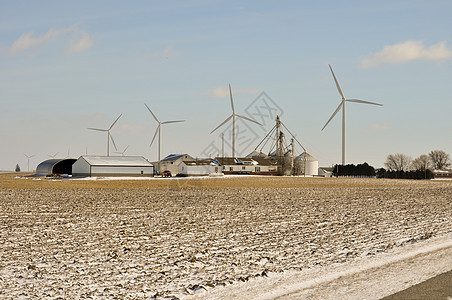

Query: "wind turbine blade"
<box><xmin>236</xmin><ymin>114</ymin><xmax>262</xmax><ymax>126</ymax></box>
<box><xmin>347</xmin><ymin>99</ymin><xmax>383</xmax><ymax>106</ymax></box>
<box><xmin>109</xmin><ymin>132</ymin><xmax>118</xmax><ymax>151</ymax></box>
<box><xmin>321</xmin><ymin>102</ymin><xmax>343</xmax><ymax>131</ymax></box>
<box><xmin>150</xmin><ymin>126</ymin><xmax>160</xmax><ymax>147</ymax></box>
<box><xmin>229</xmin><ymin>84</ymin><xmax>235</xmax><ymax>114</ymax></box>
<box><xmin>145</xmin><ymin>103</ymin><xmax>160</xmax><ymax>123</ymax></box>
<box><xmin>88</xmin><ymin>128</ymin><xmax>107</xmax><ymax>132</ymax></box>
<box><xmin>329</xmin><ymin>64</ymin><xmax>346</xmax><ymax>100</ymax></box>
<box><xmin>210</xmin><ymin>115</ymin><xmax>233</xmax><ymax>134</ymax></box>
<box><xmin>161</xmin><ymin>120</ymin><xmax>185</xmax><ymax>124</ymax></box>
<box><xmin>109</xmin><ymin>114</ymin><xmax>122</xmax><ymax>130</ymax></box>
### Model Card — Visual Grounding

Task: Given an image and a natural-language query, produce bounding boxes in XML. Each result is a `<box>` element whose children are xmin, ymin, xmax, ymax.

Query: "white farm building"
<box><xmin>72</xmin><ymin>156</ymin><xmax>154</xmax><ymax>177</ymax></box>
<box><xmin>178</xmin><ymin>159</ymin><xmax>222</xmax><ymax>176</ymax></box>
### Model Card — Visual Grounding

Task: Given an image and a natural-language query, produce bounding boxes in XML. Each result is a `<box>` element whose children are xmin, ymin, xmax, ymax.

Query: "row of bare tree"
<box><xmin>384</xmin><ymin>150</ymin><xmax>451</xmax><ymax>172</ymax></box>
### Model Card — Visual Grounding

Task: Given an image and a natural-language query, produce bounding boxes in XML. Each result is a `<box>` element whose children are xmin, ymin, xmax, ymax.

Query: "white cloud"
<box><xmin>7</xmin><ymin>25</ymin><xmax>93</xmax><ymax>56</ymax></box>
<box><xmin>370</xmin><ymin>122</ymin><xmax>390</xmax><ymax>130</ymax></box>
<box><xmin>147</xmin><ymin>45</ymin><xmax>180</xmax><ymax>59</ymax></box>
<box><xmin>204</xmin><ymin>86</ymin><xmax>259</xmax><ymax>98</ymax></box>
<box><xmin>205</xmin><ymin>86</ymin><xmax>229</xmax><ymax>98</ymax></box>
<box><xmin>360</xmin><ymin>40</ymin><xmax>452</xmax><ymax>68</ymax></box>
<box><xmin>66</xmin><ymin>31</ymin><xmax>93</xmax><ymax>55</ymax></box>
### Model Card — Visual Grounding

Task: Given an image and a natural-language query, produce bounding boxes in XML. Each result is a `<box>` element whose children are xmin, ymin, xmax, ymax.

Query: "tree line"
<box><xmin>332</xmin><ymin>162</ymin><xmax>376</xmax><ymax>177</ymax></box>
<box><xmin>379</xmin><ymin>150</ymin><xmax>450</xmax><ymax>179</ymax></box>
<box><xmin>331</xmin><ymin>150</ymin><xmax>450</xmax><ymax>179</ymax></box>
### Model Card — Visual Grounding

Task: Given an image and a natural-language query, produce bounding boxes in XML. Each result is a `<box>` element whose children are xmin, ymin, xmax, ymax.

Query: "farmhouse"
<box><xmin>216</xmin><ymin>157</ymin><xmax>279</xmax><ymax>175</ymax></box>
<box><xmin>72</xmin><ymin>156</ymin><xmax>154</xmax><ymax>177</ymax></box>
<box><xmin>154</xmin><ymin>154</ymin><xmax>194</xmax><ymax>176</ymax></box>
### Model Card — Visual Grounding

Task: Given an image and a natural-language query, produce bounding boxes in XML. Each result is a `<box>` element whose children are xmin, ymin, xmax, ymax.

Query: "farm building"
<box><xmin>178</xmin><ymin>159</ymin><xmax>222</xmax><ymax>176</ymax></box>
<box><xmin>318</xmin><ymin>167</ymin><xmax>333</xmax><ymax>177</ymax></box>
<box><xmin>72</xmin><ymin>156</ymin><xmax>154</xmax><ymax>177</ymax></box>
<box><xmin>154</xmin><ymin>154</ymin><xmax>194</xmax><ymax>176</ymax></box>
<box><xmin>216</xmin><ymin>157</ymin><xmax>279</xmax><ymax>175</ymax></box>
<box><xmin>36</xmin><ymin>158</ymin><xmax>77</xmax><ymax>176</ymax></box>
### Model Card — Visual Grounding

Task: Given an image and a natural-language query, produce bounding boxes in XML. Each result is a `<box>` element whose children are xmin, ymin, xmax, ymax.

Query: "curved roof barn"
<box><xmin>36</xmin><ymin>159</ymin><xmax>77</xmax><ymax>176</ymax></box>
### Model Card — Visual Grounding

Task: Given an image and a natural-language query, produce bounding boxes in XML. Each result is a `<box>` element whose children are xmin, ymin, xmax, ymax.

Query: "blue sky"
<box><xmin>1</xmin><ymin>0</ymin><xmax>451</xmax><ymax>171</ymax></box>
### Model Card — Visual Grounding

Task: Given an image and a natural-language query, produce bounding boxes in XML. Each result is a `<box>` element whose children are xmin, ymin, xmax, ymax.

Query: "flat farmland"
<box><xmin>0</xmin><ymin>174</ymin><xmax>451</xmax><ymax>299</ymax></box>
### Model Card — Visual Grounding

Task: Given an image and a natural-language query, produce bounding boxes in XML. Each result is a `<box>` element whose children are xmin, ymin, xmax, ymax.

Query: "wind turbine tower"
<box><xmin>322</xmin><ymin>64</ymin><xmax>382</xmax><ymax>165</ymax></box>
<box><xmin>211</xmin><ymin>84</ymin><xmax>262</xmax><ymax>158</ymax></box>
<box><xmin>88</xmin><ymin>114</ymin><xmax>122</xmax><ymax>156</ymax></box>
<box><xmin>24</xmin><ymin>153</ymin><xmax>35</xmax><ymax>172</ymax></box>
<box><xmin>145</xmin><ymin>104</ymin><xmax>185</xmax><ymax>162</ymax></box>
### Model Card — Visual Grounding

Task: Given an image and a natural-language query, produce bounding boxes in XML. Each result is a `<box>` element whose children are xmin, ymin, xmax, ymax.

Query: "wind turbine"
<box><xmin>211</xmin><ymin>84</ymin><xmax>262</xmax><ymax>158</ymax></box>
<box><xmin>322</xmin><ymin>64</ymin><xmax>382</xmax><ymax>165</ymax></box>
<box><xmin>145</xmin><ymin>104</ymin><xmax>185</xmax><ymax>161</ymax></box>
<box><xmin>47</xmin><ymin>152</ymin><xmax>59</xmax><ymax>158</ymax></box>
<box><xmin>114</xmin><ymin>145</ymin><xmax>129</xmax><ymax>156</ymax></box>
<box><xmin>88</xmin><ymin>114</ymin><xmax>122</xmax><ymax>156</ymax></box>
<box><xmin>24</xmin><ymin>153</ymin><xmax>35</xmax><ymax>172</ymax></box>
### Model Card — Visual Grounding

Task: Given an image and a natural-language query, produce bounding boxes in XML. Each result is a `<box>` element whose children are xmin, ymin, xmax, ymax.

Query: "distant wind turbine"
<box><xmin>47</xmin><ymin>152</ymin><xmax>59</xmax><ymax>158</ymax></box>
<box><xmin>145</xmin><ymin>104</ymin><xmax>185</xmax><ymax>161</ymax></box>
<box><xmin>211</xmin><ymin>84</ymin><xmax>262</xmax><ymax>158</ymax></box>
<box><xmin>88</xmin><ymin>114</ymin><xmax>122</xmax><ymax>156</ymax></box>
<box><xmin>322</xmin><ymin>64</ymin><xmax>383</xmax><ymax>165</ymax></box>
<box><xmin>114</xmin><ymin>145</ymin><xmax>129</xmax><ymax>156</ymax></box>
<box><xmin>24</xmin><ymin>153</ymin><xmax>35</xmax><ymax>172</ymax></box>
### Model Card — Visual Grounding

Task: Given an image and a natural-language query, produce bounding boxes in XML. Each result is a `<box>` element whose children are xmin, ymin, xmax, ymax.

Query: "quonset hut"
<box><xmin>36</xmin><ymin>159</ymin><xmax>77</xmax><ymax>176</ymax></box>
<box><xmin>72</xmin><ymin>156</ymin><xmax>154</xmax><ymax>177</ymax></box>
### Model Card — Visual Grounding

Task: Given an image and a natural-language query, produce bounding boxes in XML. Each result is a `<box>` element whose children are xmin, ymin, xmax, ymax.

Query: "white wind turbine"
<box><xmin>114</xmin><ymin>145</ymin><xmax>129</xmax><ymax>156</ymax></box>
<box><xmin>145</xmin><ymin>104</ymin><xmax>185</xmax><ymax>161</ymax></box>
<box><xmin>211</xmin><ymin>84</ymin><xmax>262</xmax><ymax>158</ymax></box>
<box><xmin>88</xmin><ymin>114</ymin><xmax>122</xmax><ymax>156</ymax></box>
<box><xmin>47</xmin><ymin>152</ymin><xmax>59</xmax><ymax>158</ymax></box>
<box><xmin>24</xmin><ymin>153</ymin><xmax>35</xmax><ymax>172</ymax></box>
<box><xmin>322</xmin><ymin>64</ymin><xmax>382</xmax><ymax>165</ymax></box>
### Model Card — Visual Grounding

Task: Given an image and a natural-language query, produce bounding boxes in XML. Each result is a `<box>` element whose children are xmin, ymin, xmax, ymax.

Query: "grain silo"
<box><xmin>295</xmin><ymin>151</ymin><xmax>318</xmax><ymax>176</ymax></box>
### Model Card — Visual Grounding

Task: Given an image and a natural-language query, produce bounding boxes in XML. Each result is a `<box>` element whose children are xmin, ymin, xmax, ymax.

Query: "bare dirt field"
<box><xmin>0</xmin><ymin>174</ymin><xmax>451</xmax><ymax>299</ymax></box>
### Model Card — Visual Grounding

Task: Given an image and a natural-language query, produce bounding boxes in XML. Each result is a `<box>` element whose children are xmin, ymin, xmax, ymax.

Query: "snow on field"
<box><xmin>0</xmin><ymin>178</ymin><xmax>450</xmax><ymax>299</ymax></box>
<box><xmin>188</xmin><ymin>235</ymin><xmax>451</xmax><ymax>299</ymax></box>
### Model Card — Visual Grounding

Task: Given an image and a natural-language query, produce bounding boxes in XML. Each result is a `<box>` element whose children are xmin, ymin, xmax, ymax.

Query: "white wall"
<box><xmin>179</xmin><ymin>163</ymin><xmax>218</xmax><ymax>175</ymax></box>
<box><xmin>72</xmin><ymin>158</ymin><xmax>154</xmax><ymax>177</ymax></box>
<box><xmin>305</xmin><ymin>160</ymin><xmax>319</xmax><ymax>176</ymax></box>
<box><xmin>91</xmin><ymin>166</ymin><xmax>154</xmax><ymax>176</ymax></box>
<box><xmin>72</xmin><ymin>158</ymin><xmax>90</xmax><ymax>176</ymax></box>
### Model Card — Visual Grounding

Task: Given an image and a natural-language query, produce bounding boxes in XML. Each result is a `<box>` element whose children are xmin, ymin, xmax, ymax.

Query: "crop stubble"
<box><xmin>0</xmin><ymin>174</ymin><xmax>451</xmax><ymax>298</ymax></box>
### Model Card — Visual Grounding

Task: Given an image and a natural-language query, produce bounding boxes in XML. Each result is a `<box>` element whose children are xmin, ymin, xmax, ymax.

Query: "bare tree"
<box><xmin>429</xmin><ymin>150</ymin><xmax>451</xmax><ymax>170</ymax></box>
<box><xmin>384</xmin><ymin>153</ymin><xmax>412</xmax><ymax>171</ymax></box>
<box><xmin>412</xmin><ymin>154</ymin><xmax>433</xmax><ymax>172</ymax></box>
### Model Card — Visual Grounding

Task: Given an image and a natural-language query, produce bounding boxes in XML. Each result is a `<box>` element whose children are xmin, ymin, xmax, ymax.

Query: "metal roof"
<box><xmin>79</xmin><ymin>156</ymin><xmax>153</xmax><ymax>166</ymax></box>
<box><xmin>182</xmin><ymin>159</ymin><xmax>219</xmax><ymax>166</ymax></box>
<box><xmin>295</xmin><ymin>151</ymin><xmax>318</xmax><ymax>162</ymax></box>
<box><xmin>160</xmin><ymin>154</ymin><xmax>193</xmax><ymax>162</ymax></box>
<box><xmin>36</xmin><ymin>158</ymin><xmax>77</xmax><ymax>175</ymax></box>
